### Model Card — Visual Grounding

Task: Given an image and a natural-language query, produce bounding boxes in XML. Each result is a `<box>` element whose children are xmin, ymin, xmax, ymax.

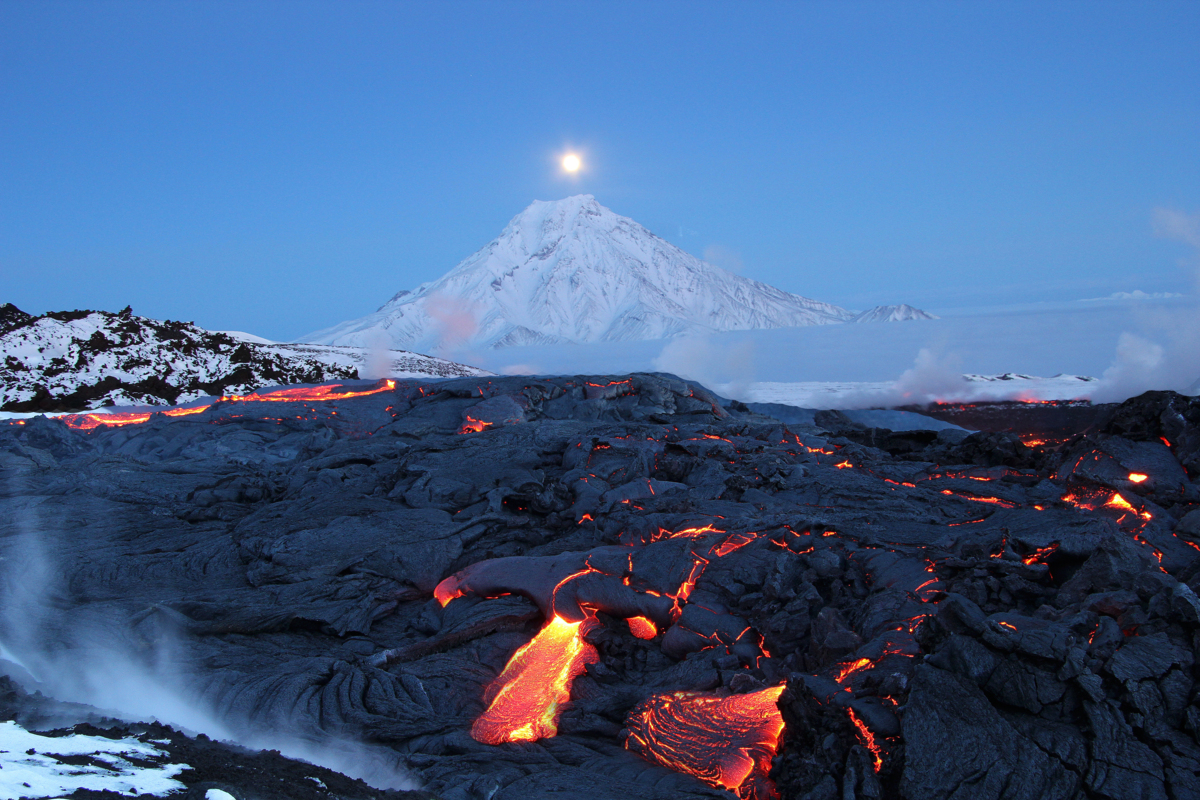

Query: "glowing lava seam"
<box><xmin>470</xmin><ymin>615</ymin><xmax>598</xmax><ymax>745</ymax></box>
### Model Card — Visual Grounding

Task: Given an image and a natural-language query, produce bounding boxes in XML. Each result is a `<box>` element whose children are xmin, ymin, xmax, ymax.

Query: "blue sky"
<box><xmin>2</xmin><ymin>1</ymin><xmax>1198</xmax><ymax>341</ymax></box>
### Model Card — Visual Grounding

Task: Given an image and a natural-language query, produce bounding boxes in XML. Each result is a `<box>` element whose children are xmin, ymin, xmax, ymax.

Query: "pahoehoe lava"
<box><xmin>2</xmin><ymin>375</ymin><xmax>1200</xmax><ymax>799</ymax></box>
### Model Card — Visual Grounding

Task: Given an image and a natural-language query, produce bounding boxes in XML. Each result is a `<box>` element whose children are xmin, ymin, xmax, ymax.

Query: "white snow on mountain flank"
<box><xmin>0</xmin><ymin>308</ymin><xmax>487</xmax><ymax>411</ymax></box>
<box><xmin>303</xmin><ymin>195</ymin><xmax>933</xmax><ymax>352</ymax></box>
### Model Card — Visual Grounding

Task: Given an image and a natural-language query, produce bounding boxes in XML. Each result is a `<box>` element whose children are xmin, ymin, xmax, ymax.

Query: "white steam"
<box><xmin>0</xmin><ymin>469</ymin><xmax>418</xmax><ymax>791</ymax></box>
<box><xmin>653</xmin><ymin>333</ymin><xmax>756</xmax><ymax>399</ymax></box>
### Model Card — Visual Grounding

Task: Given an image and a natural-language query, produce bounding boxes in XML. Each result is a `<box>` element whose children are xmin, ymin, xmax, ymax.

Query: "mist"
<box><xmin>0</xmin><ymin>469</ymin><xmax>418</xmax><ymax>791</ymax></box>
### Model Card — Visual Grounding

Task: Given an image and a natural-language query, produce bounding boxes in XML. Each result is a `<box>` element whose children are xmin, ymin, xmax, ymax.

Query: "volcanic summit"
<box><xmin>302</xmin><ymin>196</ymin><xmax>932</xmax><ymax>352</ymax></box>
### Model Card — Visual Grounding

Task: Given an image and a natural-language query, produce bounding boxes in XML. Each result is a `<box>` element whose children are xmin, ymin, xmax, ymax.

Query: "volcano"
<box><xmin>302</xmin><ymin>196</ymin><xmax>932</xmax><ymax>351</ymax></box>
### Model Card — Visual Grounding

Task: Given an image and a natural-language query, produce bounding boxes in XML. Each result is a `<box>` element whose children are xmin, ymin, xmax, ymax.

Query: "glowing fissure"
<box><xmin>470</xmin><ymin>615</ymin><xmax>599</xmax><ymax>745</ymax></box>
<box><xmin>847</xmin><ymin>709</ymin><xmax>883</xmax><ymax>772</ymax></box>
<box><xmin>939</xmin><ymin>489</ymin><xmax>1019</xmax><ymax>508</ymax></box>
<box><xmin>832</xmin><ymin>657</ymin><xmax>873</xmax><ymax>684</ymax></box>
<box><xmin>624</xmin><ymin>684</ymin><xmax>786</xmax><ymax>799</ymax></box>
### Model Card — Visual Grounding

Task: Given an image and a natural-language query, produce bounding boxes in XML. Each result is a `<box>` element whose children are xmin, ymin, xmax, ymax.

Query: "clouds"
<box><xmin>652</xmin><ymin>333</ymin><xmax>755</xmax><ymax>398</ymax></box>
<box><xmin>1153</xmin><ymin>207</ymin><xmax>1200</xmax><ymax>290</ymax></box>
<box><xmin>702</xmin><ymin>244</ymin><xmax>745</xmax><ymax>274</ymax></box>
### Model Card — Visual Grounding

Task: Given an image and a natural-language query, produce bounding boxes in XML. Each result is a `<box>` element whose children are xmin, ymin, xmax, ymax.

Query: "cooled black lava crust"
<box><xmin>1</xmin><ymin>377</ymin><xmax>1198</xmax><ymax>800</ymax></box>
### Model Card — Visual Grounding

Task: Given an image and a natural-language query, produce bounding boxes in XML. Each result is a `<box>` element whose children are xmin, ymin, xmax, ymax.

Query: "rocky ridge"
<box><xmin>0</xmin><ymin>305</ymin><xmax>486</xmax><ymax>412</ymax></box>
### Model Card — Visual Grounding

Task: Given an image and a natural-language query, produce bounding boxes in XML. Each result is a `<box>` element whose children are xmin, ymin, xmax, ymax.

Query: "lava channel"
<box><xmin>624</xmin><ymin>684</ymin><xmax>785</xmax><ymax>800</ymax></box>
<box><xmin>470</xmin><ymin>615</ymin><xmax>598</xmax><ymax>745</ymax></box>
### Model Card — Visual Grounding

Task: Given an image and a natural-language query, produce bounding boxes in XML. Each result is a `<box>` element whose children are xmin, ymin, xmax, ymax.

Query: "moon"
<box><xmin>562</xmin><ymin>154</ymin><xmax>581</xmax><ymax>173</ymax></box>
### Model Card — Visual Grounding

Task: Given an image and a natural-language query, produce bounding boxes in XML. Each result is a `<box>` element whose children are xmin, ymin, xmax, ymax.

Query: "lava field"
<box><xmin>2</xmin><ymin>374</ymin><xmax>1200</xmax><ymax>800</ymax></box>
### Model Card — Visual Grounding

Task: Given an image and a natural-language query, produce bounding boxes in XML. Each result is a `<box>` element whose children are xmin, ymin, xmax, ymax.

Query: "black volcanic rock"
<box><xmin>0</xmin><ymin>302</ymin><xmax>33</xmax><ymax>333</ymax></box>
<box><xmin>0</xmin><ymin>380</ymin><xmax>1197</xmax><ymax>799</ymax></box>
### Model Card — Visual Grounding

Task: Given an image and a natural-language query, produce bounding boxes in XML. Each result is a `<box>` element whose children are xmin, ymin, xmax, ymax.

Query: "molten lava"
<box><xmin>433</xmin><ymin>574</ymin><xmax>466</xmax><ymax>607</ymax></box>
<box><xmin>832</xmin><ymin>657</ymin><xmax>873</xmax><ymax>684</ymax></box>
<box><xmin>60</xmin><ymin>406</ymin><xmax>209</xmax><ymax>430</ymax></box>
<box><xmin>58</xmin><ymin>380</ymin><xmax>398</xmax><ymax>431</ymax></box>
<box><xmin>470</xmin><ymin>615</ymin><xmax>599</xmax><ymax>745</ymax></box>
<box><xmin>225</xmin><ymin>380</ymin><xmax>396</xmax><ymax>403</ymax></box>
<box><xmin>460</xmin><ymin>415</ymin><xmax>494</xmax><ymax>434</ymax></box>
<box><xmin>627</xmin><ymin>616</ymin><xmax>658</xmax><ymax>639</ymax></box>
<box><xmin>1128</xmin><ymin>473</ymin><xmax>1149</xmax><ymax>483</ymax></box>
<box><xmin>847</xmin><ymin>709</ymin><xmax>883</xmax><ymax>772</ymax></box>
<box><xmin>1021</xmin><ymin>543</ymin><xmax>1059</xmax><ymax>566</ymax></box>
<box><xmin>624</xmin><ymin>685</ymin><xmax>786</xmax><ymax>799</ymax></box>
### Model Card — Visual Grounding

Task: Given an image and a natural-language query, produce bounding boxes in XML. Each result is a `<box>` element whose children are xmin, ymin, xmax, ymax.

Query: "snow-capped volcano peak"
<box><xmin>304</xmin><ymin>195</ymin><xmax>858</xmax><ymax>351</ymax></box>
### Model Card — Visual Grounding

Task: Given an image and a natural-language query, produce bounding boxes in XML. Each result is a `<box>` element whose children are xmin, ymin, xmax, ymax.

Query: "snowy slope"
<box><xmin>0</xmin><ymin>306</ymin><xmax>488</xmax><ymax>412</ymax></box>
<box><xmin>303</xmin><ymin>195</ymin><xmax>881</xmax><ymax>351</ymax></box>
<box><xmin>850</xmin><ymin>304</ymin><xmax>938</xmax><ymax>323</ymax></box>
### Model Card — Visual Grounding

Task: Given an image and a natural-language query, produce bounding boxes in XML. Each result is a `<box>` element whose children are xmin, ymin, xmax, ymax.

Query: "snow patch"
<box><xmin>0</xmin><ymin>720</ymin><xmax>186</xmax><ymax>798</ymax></box>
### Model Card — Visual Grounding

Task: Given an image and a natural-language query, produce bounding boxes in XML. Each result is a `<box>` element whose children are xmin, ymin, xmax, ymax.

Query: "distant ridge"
<box><xmin>850</xmin><ymin>304</ymin><xmax>938</xmax><ymax>323</ymax></box>
<box><xmin>303</xmin><ymin>195</ymin><xmax>932</xmax><ymax>351</ymax></box>
<box><xmin>0</xmin><ymin>306</ymin><xmax>486</xmax><ymax>412</ymax></box>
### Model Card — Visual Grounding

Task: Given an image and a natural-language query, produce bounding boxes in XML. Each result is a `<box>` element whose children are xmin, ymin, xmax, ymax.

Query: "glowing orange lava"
<box><xmin>832</xmin><ymin>657</ymin><xmax>873</xmax><ymax>684</ymax></box>
<box><xmin>433</xmin><ymin>574</ymin><xmax>466</xmax><ymax>607</ymax></box>
<box><xmin>225</xmin><ymin>380</ymin><xmax>396</xmax><ymax>404</ymax></box>
<box><xmin>59</xmin><ymin>380</ymin><xmax>398</xmax><ymax>431</ymax></box>
<box><xmin>939</xmin><ymin>489</ymin><xmax>1019</xmax><ymax>508</ymax></box>
<box><xmin>847</xmin><ymin>709</ymin><xmax>883</xmax><ymax>772</ymax></box>
<box><xmin>1128</xmin><ymin>473</ymin><xmax>1148</xmax><ymax>483</ymax></box>
<box><xmin>835</xmin><ymin>460</ymin><xmax>853</xmax><ymax>469</ymax></box>
<box><xmin>460</xmin><ymin>415</ymin><xmax>493</xmax><ymax>434</ymax></box>
<box><xmin>1021</xmin><ymin>543</ymin><xmax>1059</xmax><ymax>565</ymax></box>
<box><xmin>470</xmin><ymin>615</ymin><xmax>599</xmax><ymax>745</ymax></box>
<box><xmin>627</xmin><ymin>616</ymin><xmax>658</xmax><ymax>639</ymax></box>
<box><xmin>60</xmin><ymin>404</ymin><xmax>209</xmax><ymax>430</ymax></box>
<box><xmin>624</xmin><ymin>685</ymin><xmax>785</xmax><ymax>799</ymax></box>
<box><xmin>1105</xmin><ymin>493</ymin><xmax>1136</xmax><ymax>512</ymax></box>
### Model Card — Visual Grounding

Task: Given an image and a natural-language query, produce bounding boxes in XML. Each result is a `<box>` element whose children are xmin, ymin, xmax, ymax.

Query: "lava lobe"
<box><xmin>623</xmin><ymin>684</ymin><xmax>786</xmax><ymax>800</ymax></box>
<box><xmin>470</xmin><ymin>615</ymin><xmax>599</xmax><ymax>744</ymax></box>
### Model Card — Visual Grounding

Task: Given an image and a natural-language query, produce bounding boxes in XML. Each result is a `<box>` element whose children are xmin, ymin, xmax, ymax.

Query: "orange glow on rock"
<box><xmin>459</xmin><ymin>415</ymin><xmax>494</xmax><ymax>434</ymax></box>
<box><xmin>1128</xmin><ymin>473</ymin><xmax>1148</xmax><ymax>483</ymax></box>
<box><xmin>624</xmin><ymin>685</ymin><xmax>786</xmax><ymax>799</ymax></box>
<box><xmin>834</xmin><ymin>460</ymin><xmax>853</xmax><ymax>469</ymax></box>
<box><xmin>470</xmin><ymin>615</ymin><xmax>598</xmax><ymax>745</ymax></box>
<box><xmin>60</xmin><ymin>404</ymin><xmax>210</xmax><ymax>430</ymax></box>
<box><xmin>1021</xmin><ymin>543</ymin><xmax>1059</xmax><ymax>565</ymax></box>
<box><xmin>433</xmin><ymin>574</ymin><xmax>466</xmax><ymax>607</ymax></box>
<box><xmin>1105</xmin><ymin>492</ymin><xmax>1136</xmax><ymax>512</ymax></box>
<box><xmin>627</xmin><ymin>616</ymin><xmax>658</xmax><ymax>639</ymax></box>
<box><xmin>832</xmin><ymin>657</ymin><xmax>873</xmax><ymax>684</ymax></box>
<box><xmin>59</xmin><ymin>380</ymin><xmax>398</xmax><ymax>431</ymax></box>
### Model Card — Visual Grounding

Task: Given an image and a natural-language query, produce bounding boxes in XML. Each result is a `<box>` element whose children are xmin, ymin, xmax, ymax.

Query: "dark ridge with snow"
<box><xmin>0</xmin><ymin>306</ymin><xmax>487</xmax><ymax>412</ymax></box>
<box><xmin>303</xmin><ymin>196</ymin><xmax>931</xmax><ymax>351</ymax></box>
<box><xmin>850</xmin><ymin>304</ymin><xmax>938</xmax><ymax>323</ymax></box>
<box><xmin>0</xmin><ymin>303</ymin><xmax>33</xmax><ymax>334</ymax></box>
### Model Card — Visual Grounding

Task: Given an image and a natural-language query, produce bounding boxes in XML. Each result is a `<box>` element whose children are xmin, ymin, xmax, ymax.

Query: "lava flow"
<box><xmin>59</xmin><ymin>405</ymin><xmax>208</xmax><ymax>430</ymax></box>
<box><xmin>470</xmin><ymin>615</ymin><xmax>599</xmax><ymax>745</ymax></box>
<box><xmin>624</xmin><ymin>684</ymin><xmax>786</xmax><ymax>800</ymax></box>
<box><xmin>59</xmin><ymin>379</ymin><xmax>398</xmax><ymax>431</ymax></box>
